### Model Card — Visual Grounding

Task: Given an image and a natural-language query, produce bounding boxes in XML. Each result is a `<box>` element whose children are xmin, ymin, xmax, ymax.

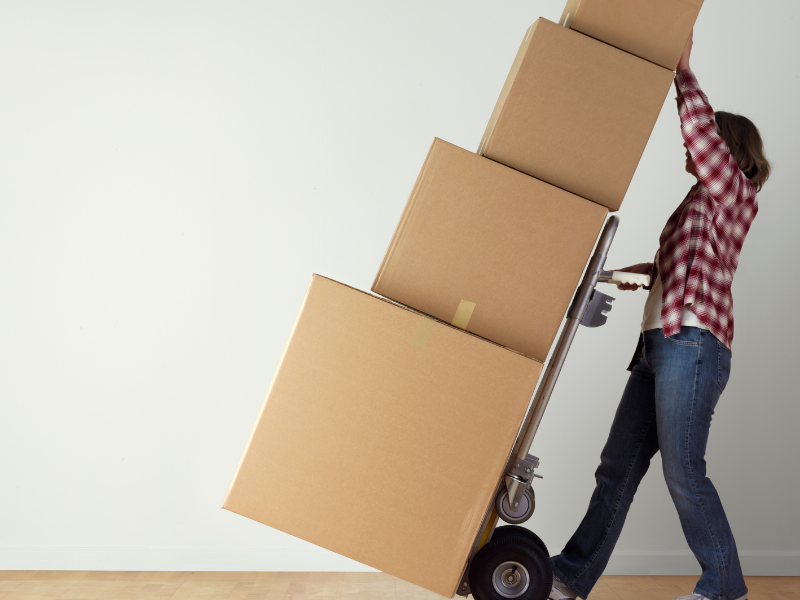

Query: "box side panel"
<box><xmin>222</xmin><ymin>274</ymin><xmax>317</xmax><ymax>509</ymax></box>
<box><xmin>372</xmin><ymin>138</ymin><xmax>441</xmax><ymax>293</ymax></box>
<box><xmin>478</xmin><ymin>20</ymin><xmax>539</xmax><ymax>156</ymax></box>
<box><xmin>572</xmin><ymin>0</ymin><xmax>703</xmax><ymax>70</ymax></box>
<box><xmin>373</xmin><ymin>141</ymin><xmax>608</xmax><ymax>362</ymax></box>
<box><xmin>224</xmin><ymin>278</ymin><xmax>542</xmax><ymax>597</ymax></box>
<box><xmin>485</xmin><ymin>19</ymin><xmax>674</xmax><ymax>210</ymax></box>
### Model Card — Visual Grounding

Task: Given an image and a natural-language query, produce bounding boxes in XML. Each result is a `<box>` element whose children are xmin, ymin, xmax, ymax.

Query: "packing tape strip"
<box><xmin>451</xmin><ymin>299</ymin><xmax>477</xmax><ymax>330</ymax></box>
<box><xmin>410</xmin><ymin>316</ymin><xmax>436</xmax><ymax>349</ymax></box>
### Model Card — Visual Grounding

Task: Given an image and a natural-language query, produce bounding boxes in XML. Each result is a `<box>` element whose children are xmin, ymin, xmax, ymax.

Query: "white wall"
<box><xmin>1</xmin><ymin>0</ymin><xmax>797</xmax><ymax>576</ymax></box>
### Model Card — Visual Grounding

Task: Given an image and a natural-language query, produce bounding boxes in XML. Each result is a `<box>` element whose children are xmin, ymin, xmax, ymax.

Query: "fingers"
<box><xmin>617</xmin><ymin>283</ymin><xmax>642</xmax><ymax>291</ymax></box>
<box><xmin>613</xmin><ymin>263</ymin><xmax>652</xmax><ymax>275</ymax></box>
<box><xmin>678</xmin><ymin>29</ymin><xmax>693</xmax><ymax>71</ymax></box>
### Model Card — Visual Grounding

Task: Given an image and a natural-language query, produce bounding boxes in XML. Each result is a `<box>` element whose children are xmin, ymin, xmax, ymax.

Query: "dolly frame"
<box><xmin>456</xmin><ymin>215</ymin><xmax>624</xmax><ymax>597</ymax></box>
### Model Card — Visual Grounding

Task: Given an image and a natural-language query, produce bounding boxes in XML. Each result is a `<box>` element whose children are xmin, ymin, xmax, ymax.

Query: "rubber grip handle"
<box><xmin>610</xmin><ymin>271</ymin><xmax>651</xmax><ymax>287</ymax></box>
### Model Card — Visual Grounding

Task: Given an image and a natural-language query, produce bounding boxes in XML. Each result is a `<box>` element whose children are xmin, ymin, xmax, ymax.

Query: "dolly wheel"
<box><xmin>491</xmin><ymin>525</ymin><xmax>549</xmax><ymax>557</ymax></box>
<box><xmin>496</xmin><ymin>487</ymin><xmax>535</xmax><ymax>524</ymax></box>
<box><xmin>469</xmin><ymin>537</ymin><xmax>552</xmax><ymax>600</ymax></box>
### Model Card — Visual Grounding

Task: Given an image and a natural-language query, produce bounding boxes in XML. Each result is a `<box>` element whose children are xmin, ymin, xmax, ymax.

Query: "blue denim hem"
<box><xmin>695</xmin><ymin>585</ymin><xmax>749</xmax><ymax>600</ymax></box>
<box><xmin>549</xmin><ymin>561</ymin><xmax>584</xmax><ymax>599</ymax></box>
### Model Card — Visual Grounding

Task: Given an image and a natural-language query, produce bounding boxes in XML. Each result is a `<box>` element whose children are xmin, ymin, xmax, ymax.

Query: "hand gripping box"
<box><xmin>479</xmin><ymin>18</ymin><xmax>674</xmax><ymax>211</ymax></box>
<box><xmin>373</xmin><ymin>139</ymin><xmax>608</xmax><ymax>364</ymax></box>
<box><xmin>560</xmin><ymin>0</ymin><xmax>703</xmax><ymax>70</ymax></box>
<box><xmin>223</xmin><ymin>275</ymin><xmax>543</xmax><ymax>598</ymax></box>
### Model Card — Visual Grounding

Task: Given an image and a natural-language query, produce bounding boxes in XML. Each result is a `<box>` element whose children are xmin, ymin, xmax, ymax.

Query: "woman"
<box><xmin>547</xmin><ymin>32</ymin><xmax>770</xmax><ymax>600</ymax></box>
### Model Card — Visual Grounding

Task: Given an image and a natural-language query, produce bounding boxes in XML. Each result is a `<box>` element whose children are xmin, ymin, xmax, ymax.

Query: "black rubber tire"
<box><xmin>469</xmin><ymin>537</ymin><xmax>553</xmax><ymax>600</ymax></box>
<box><xmin>491</xmin><ymin>525</ymin><xmax>549</xmax><ymax>557</ymax></box>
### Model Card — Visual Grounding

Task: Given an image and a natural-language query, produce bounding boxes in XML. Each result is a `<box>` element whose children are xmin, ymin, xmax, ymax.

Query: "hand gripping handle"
<box><xmin>598</xmin><ymin>271</ymin><xmax>651</xmax><ymax>288</ymax></box>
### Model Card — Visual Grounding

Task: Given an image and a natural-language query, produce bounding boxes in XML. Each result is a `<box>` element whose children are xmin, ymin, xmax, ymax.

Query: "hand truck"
<box><xmin>456</xmin><ymin>215</ymin><xmax>650</xmax><ymax>600</ymax></box>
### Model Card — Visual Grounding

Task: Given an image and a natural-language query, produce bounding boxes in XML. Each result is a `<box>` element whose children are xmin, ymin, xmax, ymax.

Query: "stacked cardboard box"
<box><xmin>224</xmin><ymin>276</ymin><xmax>543</xmax><ymax>597</ymax></box>
<box><xmin>372</xmin><ymin>138</ymin><xmax>607</xmax><ymax>363</ymax></box>
<box><xmin>225</xmin><ymin>2</ymin><xmax>702</xmax><ymax>598</ymax></box>
<box><xmin>478</xmin><ymin>18</ymin><xmax>674</xmax><ymax>211</ymax></box>
<box><xmin>560</xmin><ymin>0</ymin><xmax>703</xmax><ymax>70</ymax></box>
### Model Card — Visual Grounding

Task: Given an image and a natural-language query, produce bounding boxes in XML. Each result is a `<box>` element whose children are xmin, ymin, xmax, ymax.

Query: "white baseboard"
<box><xmin>0</xmin><ymin>548</ymin><xmax>797</xmax><ymax>576</ymax></box>
<box><xmin>606</xmin><ymin>550</ymin><xmax>800</xmax><ymax>576</ymax></box>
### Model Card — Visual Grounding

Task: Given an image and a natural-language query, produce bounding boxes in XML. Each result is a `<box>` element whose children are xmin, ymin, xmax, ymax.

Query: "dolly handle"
<box><xmin>510</xmin><ymin>216</ymin><xmax>619</xmax><ymax>463</ymax></box>
<box><xmin>598</xmin><ymin>271</ymin><xmax>651</xmax><ymax>288</ymax></box>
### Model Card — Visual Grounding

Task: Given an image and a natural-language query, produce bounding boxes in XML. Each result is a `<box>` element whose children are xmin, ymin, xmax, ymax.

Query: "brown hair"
<box><xmin>715</xmin><ymin>111</ymin><xmax>771</xmax><ymax>192</ymax></box>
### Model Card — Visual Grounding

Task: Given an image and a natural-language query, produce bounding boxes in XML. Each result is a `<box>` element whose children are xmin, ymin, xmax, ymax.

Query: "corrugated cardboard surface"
<box><xmin>479</xmin><ymin>18</ymin><xmax>674</xmax><ymax>211</ymax></box>
<box><xmin>224</xmin><ymin>275</ymin><xmax>543</xmax><ymax>598</ymax></box>
<box><xmin>373</xmin><ymin>139</ymin><xmax>607</xmax><ymax>363</ymax></box>
<box><xmin>560</xmin><ymin>0</ymin><xmax>703</xmax><ymax>70</ymax></box>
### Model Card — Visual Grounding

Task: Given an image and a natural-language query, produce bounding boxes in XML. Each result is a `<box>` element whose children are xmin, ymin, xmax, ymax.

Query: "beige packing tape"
<box><xmin>410</xmin><ymin>317</ymin><xmax>436</xmax><ymax>349</ymax></box>
<box><xmin>451</xmin><ymin>300</ymin><xmax>477</xmax><ymax>330</ymax></box>
<box><xmin>410</xmin><ymin>300</ymin><xmax>476</xmax><ymax>349</ymax></box>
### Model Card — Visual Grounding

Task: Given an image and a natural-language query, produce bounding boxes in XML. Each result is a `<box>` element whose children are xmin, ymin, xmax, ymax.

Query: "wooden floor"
<box><xmin>0</xmin><ymin>572</ymin><xmax>796</xmax><ymax>600</ymax></box>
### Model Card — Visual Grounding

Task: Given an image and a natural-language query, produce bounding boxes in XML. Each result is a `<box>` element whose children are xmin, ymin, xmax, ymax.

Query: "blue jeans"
<box><xmin>551</xmin><ymin>327</ymin><xmax>747</xmax><ymax>600</ymax></box>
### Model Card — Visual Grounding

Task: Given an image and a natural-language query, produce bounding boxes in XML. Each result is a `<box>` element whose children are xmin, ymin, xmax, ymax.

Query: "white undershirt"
<box><xmin>641</xmin><ymin>252</ymin><xmax>708</xmax><ymax>332</ymax></box>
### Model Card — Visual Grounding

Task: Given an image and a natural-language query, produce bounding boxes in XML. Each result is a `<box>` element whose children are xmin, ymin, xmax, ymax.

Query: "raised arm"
<box><xmin>675</xmin><ymin>33</ymin><xmax>754</xmax><ymax>206</ymax></box>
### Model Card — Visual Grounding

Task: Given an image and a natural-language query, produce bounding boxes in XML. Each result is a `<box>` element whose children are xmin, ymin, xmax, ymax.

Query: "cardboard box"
<box><xmin>479</xmin><ymin>18</ymin><xmax>674</xmax><ymax>211</ymax></box>
<box><xmin>373</xmin><ymin>139</ymin><xmax>607</xmax><ymax>363</ymax></box>
<box><xmin>560</xmin><ymin>0</ymin><xmax>703</xmax><ymax>70</ymax></box>
<box><xmin>223</xmin><ymin>275</ymin><xmax>543</xmax><ymax>598</ymax></box>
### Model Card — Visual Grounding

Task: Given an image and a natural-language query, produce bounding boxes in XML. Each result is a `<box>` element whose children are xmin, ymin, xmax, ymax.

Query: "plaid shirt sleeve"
<box><xmin>676</xmin><ymin>69</ymin><xmax>755</xmax><ymax>206</ymax></box>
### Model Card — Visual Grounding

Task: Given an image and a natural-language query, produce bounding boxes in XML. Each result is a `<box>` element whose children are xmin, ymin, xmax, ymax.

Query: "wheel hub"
<box><xmin>502</xmin><ymin>491</ymin><xmax>530</xmax><ymax>517</ymax></box>
<box><xmin>492</xmin><ymin>561</ymin><xmax>530</xmax><ymax>598</ymax></box>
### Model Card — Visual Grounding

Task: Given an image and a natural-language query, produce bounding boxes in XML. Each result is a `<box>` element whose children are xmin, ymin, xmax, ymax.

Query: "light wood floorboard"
<box><xmin>0</xmin><ymin>572</ymin><xmax>795</xmax><ymax>600</ymax></box>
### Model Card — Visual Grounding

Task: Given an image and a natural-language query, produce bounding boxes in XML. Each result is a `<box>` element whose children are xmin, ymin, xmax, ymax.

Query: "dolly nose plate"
<box><xmin>581</xmin><ymin>290</ymin><xmax>614</xmax><ymax>328</ymax></box>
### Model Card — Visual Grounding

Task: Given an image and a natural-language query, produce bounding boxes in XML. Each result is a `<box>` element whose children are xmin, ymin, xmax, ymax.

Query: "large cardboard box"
<box><xmin>224</xmin><ymin>275</ymin><xmax>543</xmax><ymax>598</ymax></box>
<box><xmin>560</xmin><ymin>0</ymin><xmax>703</xmax><ymax>70</ymax></box>
<box><xmin>373</xmin><ymin>139</ymin><xmax>607</xmax><ymax>363</ymax></box>
<box><xmin>479</xmin><ymin>18</ymin><xmax>674</xmax><ymax>211</ymax></box>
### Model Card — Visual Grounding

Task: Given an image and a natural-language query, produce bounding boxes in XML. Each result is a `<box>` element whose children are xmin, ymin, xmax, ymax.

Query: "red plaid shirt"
<box><xmin>657</xmin><ymin>70</ymin><xmax>758</xmax><ymax>349</ymax></box>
